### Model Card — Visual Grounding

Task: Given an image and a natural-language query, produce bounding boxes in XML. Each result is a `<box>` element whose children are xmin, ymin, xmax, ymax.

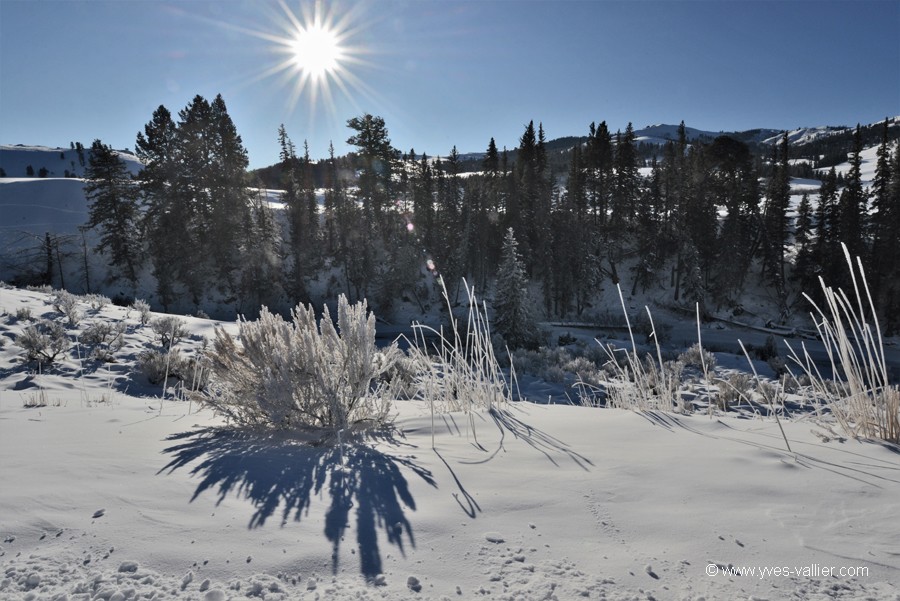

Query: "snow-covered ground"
<box><xmin>1</xmin><ymin>285</ymin><xmax>899</xmax><ymax>601</ymax></box>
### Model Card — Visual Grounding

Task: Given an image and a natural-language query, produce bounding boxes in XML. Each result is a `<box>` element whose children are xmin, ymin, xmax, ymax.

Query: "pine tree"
<box><xmin>84</xmin><ymin>139</ymin><xmax>142</xmax><ymax>286</ymax></box>
<box><xmin>207</xmin><ymin>94</ymin><xmax>252</xmax><ymax>295</ymax></box>
<box><xmin>493</xmin><ymin>228</ymin><xmax>539</xmax><ymax>350</ymax></box>
<box><xmin>708</xmin><ymin>135</ymin><xmax>758</xmax><ymax>300</ymax></box>
<box><xmin>815</xmin><ymin>166</ymin><xmax>842</xmax><ymax>286</ymax></box>
<box><xmin>346</xmin><ymin>114</ymin><xmax>398</xmax><ymax>226</ymax></box>
<box><xmin>838</xmin><ymin>125</ymin><xmax>867</xmax><ymax>262</ymax></box>
<box><xmin>135</xmin><ymin>105</ymin><xmax>182</xmax><ymax>310</ymax></box>
<box><xmin>611</xmin><ymin>122</ymin><xmax>639</xmax><ymax>230</ymax></box>
<box><xmin>761</xmin><ymin>133</ymin><xmax>791</xmax><ymax>296</ymax></box>
<box><xmin>792</xmin><ymin>192</ymin><xmax>816</xmax><ymax>291</ymax></box>
<box><xmin>585</xmin><ymin>121</ymin><xmax>612</xmax><ymax>226</ymax></box>
<box><xmin>868</xmin><ymin>121</ymin><xmax>896</xmax><ymax>303</ymax></box>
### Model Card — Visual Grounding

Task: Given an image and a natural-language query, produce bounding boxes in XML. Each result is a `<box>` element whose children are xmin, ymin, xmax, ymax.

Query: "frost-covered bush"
<box><xmin>84</xmin><ymin>293</ymin><xmax>110</xmax><ymax>312</ymax></box>
<box><xmin>717</xmin><ymin>372</ymin><xmax>753</xmax><ymax>410</ymax></box>
<box><xmin>677</xmin><ymin>343</ymin><xmax>717</xmax><ymax>372</ymax></box>
<box><xmin>151</xmin><ymin>316</ymin><xmax>187</xmax><ymax>348</ymax></box>
<box><xmin>15</xmin><ymin>306</ymin><xmax>33</xmax><ymax>322</ymax></box>
<box><xmin>201</xmin><ymin>295</ymin><xmax>399</xmax><ymax>430</ymax></box>
<box><xmin>16</xmin><ymin>319</ymin><xmax>70</xmax><ymax>364</ymax></box>
<box><xmin>51</xmin><ymin>290</ymin><xmax>81</xmax><ymax>326</ymax></box>
<box><xmin>138</xmin><ymin>348</ymin><xmax>208</xmax><ymax>389</ymax></box>
<box><xmin>81</xmin><ymin>321</ymin><xmax>126</xmax><ymax>361</ymax></box>
<box><xmin>131</xmin><ymin>299</ymin><xmax>152</xmax><ymax>325</ymax></box>
<box><xmin>138</xmin><ymin>348</ymin><xmax>180</xmax><ymax>385</ymax></box>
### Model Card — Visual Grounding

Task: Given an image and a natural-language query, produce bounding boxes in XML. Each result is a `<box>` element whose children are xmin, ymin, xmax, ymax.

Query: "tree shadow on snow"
<box><xmin>158</xmin><ymin>427</ymin><xmax>436</xmax><ymax>581</ymax></box>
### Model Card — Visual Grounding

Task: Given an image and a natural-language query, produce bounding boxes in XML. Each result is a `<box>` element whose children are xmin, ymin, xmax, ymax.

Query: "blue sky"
<box><xmin>1</xmin><ymin>0</ymin><xmax>898</xmax><ymax>169</ymax></box>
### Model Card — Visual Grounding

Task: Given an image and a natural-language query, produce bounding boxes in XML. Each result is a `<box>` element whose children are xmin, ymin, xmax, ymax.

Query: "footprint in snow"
<box><xmin>92</xmin><ymin>508</ymin><xmax>106</xmax><ymax>518</ymax></box>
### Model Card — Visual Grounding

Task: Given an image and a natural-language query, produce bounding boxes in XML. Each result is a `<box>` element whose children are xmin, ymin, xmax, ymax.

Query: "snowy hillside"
<box><xmin>0</xmin><ymin>144</ymin><xmax>143</xmax><ymax>179</ymax></box>
<box><xmin>0</xmin><ymin>285</ymin><xmax>898</xmax><ymax>600</ymax></box>
<box><xmin>632</xmin><ymin>123</ymin><xmax>723</xmax><ymax>144</ymax></box>
<box><xmin>762</xmin><ymin>117</ymin><xmax>900</xmax><ymax>146</ymax></box>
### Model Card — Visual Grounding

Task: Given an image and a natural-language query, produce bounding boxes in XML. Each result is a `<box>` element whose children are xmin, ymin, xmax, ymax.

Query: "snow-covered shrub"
<box><xmin>786</xmin><ymin>245</ymin><xmax>900</xmax><ymax>443</ymax></box>
<box><xmin>200</xmin><ymin>295</ymin><xmax>399</xmax><ymax>430</ymax></box>
<box><xmin>15</xmin><ymin>306</ymin><xmax>32</xmax><ymax>322</ymax></box>
<box><xmin>131</xmin><ymin>299</ymin><xmax>152</xmax><ymax>325</ymax></box>
<box><xmin>137</xmin><ymin>349</ymin><xmax>171</xmax><ymax>384</ymax></box>
<box><xmin>81</xmin><ymin>321</ymin><xmax>126</xmax><ymax>361</ymax></box>
<box><xmin>151</xmin><ymin>316</ymin><xmax>187</xmax><ymax>348</ymax></box>
<box><xmin>717</xmin><ymin>372</ymin><xmax>753</xmax><ymax>410</ymax></box>
<box><xmin>84</xmin><ymin>293</ymin><xmax>110</xmax><ymax>312</ymax></box>
<box><xmin>16</xmin><ymin>320</ymin><xmax>70</xmax><ymax>364</ymax></box>
<box><xmin>677</xmin><ymin>343</ymin><xmax>717</xmax><ymax>372</ymax></box>
<box><xmin>51</xmin><ymin>290</ymin><xmax>81</xmax><ymax>326</ymax></box>
<box><xmin>138</xmin><ymin>348</ymin><xmax>208</xmax><ymax>390</ymax></box>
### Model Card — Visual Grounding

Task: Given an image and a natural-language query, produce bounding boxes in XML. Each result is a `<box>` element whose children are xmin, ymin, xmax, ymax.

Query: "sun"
<box><xmin>242</xmin><ymin>0</ymin><xmax>373</xmax><ymax>117</ymax></box>
<box><xmin>290</xmin><ymin>22</ymin><xmax>343</xmax><ymax>80</ymax></box>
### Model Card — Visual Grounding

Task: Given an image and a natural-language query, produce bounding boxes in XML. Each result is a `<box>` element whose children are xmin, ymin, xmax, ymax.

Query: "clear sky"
<box><xmin>1</xmin><ymin>0</ymin><xmax>898</xmax><ymax>169</ymax></box>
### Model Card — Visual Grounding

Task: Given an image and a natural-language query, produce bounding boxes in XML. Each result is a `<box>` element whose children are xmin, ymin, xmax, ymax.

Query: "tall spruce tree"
<box><xmin>838</xmin><ymin>125</ymin><xmax>867</xmax><ymax>263</ymax></box>
<box><xmin>494</xmin><ymin>228</ymin><xmax>539</xmax><ymax>350</ymax></box>
<box><xmin>135</xmin><ymin>105</ymin><xmax>182</xmax><ymax>309</ymax></box>
<box><xmin>84</xmin><ymin>139</ymin><xmax>141</xmax><ymax>286</ymax></box>
<box><xmin>792</xmin><ymin>192</ymin><xmax>817</xmax><ymax>291</ymax></box>
<box><xmin>761</xmin><ymin>133</ymin><xmax>791</xmax><ymax>296</ymax></box>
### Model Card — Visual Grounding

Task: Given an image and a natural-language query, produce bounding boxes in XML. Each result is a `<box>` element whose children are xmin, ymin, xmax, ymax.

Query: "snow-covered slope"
<box><xmin>0</xmin><ymin>285</ymin><xmax>898</xmax><ymax>600</ymax></box>
<box><xmin>0</xmin><ymin>144</ymin><xmax>143</xmax><ymax>179</ymax></box>
<box><xmin>632</xmin><ymin>123</ymin><xmax>723</xmax><ymax>144</ymax></box>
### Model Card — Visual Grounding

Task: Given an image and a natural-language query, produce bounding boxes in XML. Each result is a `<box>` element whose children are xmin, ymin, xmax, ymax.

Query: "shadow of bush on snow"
<box><xmin>158</xmin><ymin>427</ymin><xmax>436</xmax><ymax>580</ymax></box>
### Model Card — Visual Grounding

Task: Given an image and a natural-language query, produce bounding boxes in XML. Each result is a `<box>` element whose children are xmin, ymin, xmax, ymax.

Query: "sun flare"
<box><xmin>290</xmin><ymin>23</ymin><xmax>343</xmax><ymax>80</ymax></box>
<box><xmin>241</xmin><ymin>0</ymin><xmax>373</xmax><ymax>118</ymax></box>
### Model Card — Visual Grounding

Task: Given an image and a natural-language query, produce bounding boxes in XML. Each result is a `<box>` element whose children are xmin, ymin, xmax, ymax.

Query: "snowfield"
<box><xmin>1</xmin><ymin>286</ymin><xmax>898</xmax><ymax>601</ymax></box>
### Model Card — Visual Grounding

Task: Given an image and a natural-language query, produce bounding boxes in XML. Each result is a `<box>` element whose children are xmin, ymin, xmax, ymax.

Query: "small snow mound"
<box><xmin>117</xmin><ymin>561</ymin><xmax>138</xmax><ymax>573</ymax></box>
<box><xmin>306</xmin><ymin>576</ymin><xmax>317</xmax><ymax>590</ymax></box>
<box><xmin>484</xmin><ymin>532</ymin><xmax>505</xmax><ymax>543</ymax></box>
<box><xmin>204</xmin><ymin>590</ymin><xmax>227</xmax><ymax>601</ymax></box>
<box><xmin>407</xmin><ymin>575</ymin><xmax>422</xmax><ymax>592</ymax></box>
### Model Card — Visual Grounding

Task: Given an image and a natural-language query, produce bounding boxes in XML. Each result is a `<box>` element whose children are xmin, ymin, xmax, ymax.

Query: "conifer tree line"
<box><xmin>80</xmin><ymin>97</ymin><xmax>900</xmax><ymax>337</ymax></box>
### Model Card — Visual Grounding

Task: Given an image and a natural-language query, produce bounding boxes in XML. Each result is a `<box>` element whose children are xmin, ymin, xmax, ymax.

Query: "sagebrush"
<box><xmin>200</xmin><ymin>295</ymin><xmax>399</xmax><ymax>430</ymax></box>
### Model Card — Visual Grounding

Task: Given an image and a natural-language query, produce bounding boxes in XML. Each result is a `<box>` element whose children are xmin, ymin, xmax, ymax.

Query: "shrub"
<box><xmin>16</xmin><ymin>320</ymin><xmax>70</xmax><ymax>364</ymax></box>
<box><xmin>84</xmin><ymin>293</ymin><xmax>110</xmax><ymax>312</ymax></box>
<box><xmin>200</xmin><ymin>295</ymin><xmax>399</xmax><ymax>430</ymax></box>
<box><xmin>151</xmin><ymin>316</ymin><xmax>187</xmax><ymax>348</ymax></box>
<box><xmin>716</xmin><ymin>372</ymin><xmax>753</xmax><ymax>410</ymax></box>
<box><xmin>81</xmin><ymin>321</ymin><xmax>126</xmax><ymax>361</ymax></box>
<box><xmin>138</xmin><ymin>348</ymin><xmax>181</xmax><ymax>385</ymax></box>
<box><xmin>51</xmin><ymin>290</ymin><xmax>81</xmax><ymax>326</ymax></box>
<box><xmin>15</xmin><ymin>306</ymin><xmax>33</xmax><ymax>322</ymax></box>
<box><xmin>678</xmin><ymin>343</ymin><xmax>717</xmax><ymax>372</ymax></box>
<box><xmin>131</xmin><ymin>299</ymin><xmax>152</xmax><ymax>325</ymax></box>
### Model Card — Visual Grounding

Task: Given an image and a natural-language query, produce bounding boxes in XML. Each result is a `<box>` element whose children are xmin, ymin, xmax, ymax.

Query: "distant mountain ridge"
<box><xmin>448</xmin><ymin>117</ymin><xmax>900</xmax><ymax>164</ymax></box>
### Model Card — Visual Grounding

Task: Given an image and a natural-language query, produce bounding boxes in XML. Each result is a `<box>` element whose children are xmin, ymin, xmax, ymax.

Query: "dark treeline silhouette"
<box><xmin>80</xmin><ymin>97</ymin><xmax>900</xmax><ymax>336</ymax></box>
